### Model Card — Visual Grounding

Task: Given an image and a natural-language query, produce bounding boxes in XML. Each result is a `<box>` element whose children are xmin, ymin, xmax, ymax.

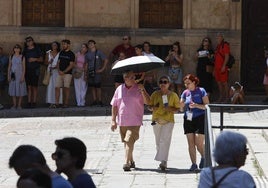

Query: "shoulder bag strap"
<box><xmin>211</xmin><ymin>167</ymin><xmax>238</xmax><ymax>188</ymax></box>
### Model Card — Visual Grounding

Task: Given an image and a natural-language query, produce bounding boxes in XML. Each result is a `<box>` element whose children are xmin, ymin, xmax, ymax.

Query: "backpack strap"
<box><xmin>211</xmin><ymin>167</ymin><xmax>238</xmax><ymax>188</ymax></box>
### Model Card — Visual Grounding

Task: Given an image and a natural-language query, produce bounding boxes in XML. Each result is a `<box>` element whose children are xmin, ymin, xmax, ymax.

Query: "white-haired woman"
<box><xmin>198</xmin><ymin>131</ymin><xmax>256</xmax><ymax>188</ymax></box>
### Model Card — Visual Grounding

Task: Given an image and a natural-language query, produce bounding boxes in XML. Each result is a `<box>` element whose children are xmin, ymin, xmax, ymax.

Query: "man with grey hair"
<box><xmin>198</xmin><ymin>131</ymin><xmax>256</xmax><ymax>188</ymax></box>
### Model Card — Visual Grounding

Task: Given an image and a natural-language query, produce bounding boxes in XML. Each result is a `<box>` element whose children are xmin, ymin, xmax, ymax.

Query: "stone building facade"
<box><xmin>0</xmin><ymin>0</ymin><xmax>244</xmax><ymax>105</ymax></box>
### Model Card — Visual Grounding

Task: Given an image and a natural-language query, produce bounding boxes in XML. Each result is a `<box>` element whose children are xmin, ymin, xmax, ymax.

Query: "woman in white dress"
<box><xmin>74</xmin><ymin>43</ymin><xmax>88</xmax><ymax>106</ymax></box>
<box><xmin>45</xmin><ymin>41</ymin><xmax>62</xmax><ymax>108</ymax></box>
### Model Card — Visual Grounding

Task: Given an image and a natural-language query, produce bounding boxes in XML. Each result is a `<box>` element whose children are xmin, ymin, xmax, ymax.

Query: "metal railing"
<box><xmin>204</xmin><ymin>104</ymin><xmax>268</xmax><ymax>167</ymax></box>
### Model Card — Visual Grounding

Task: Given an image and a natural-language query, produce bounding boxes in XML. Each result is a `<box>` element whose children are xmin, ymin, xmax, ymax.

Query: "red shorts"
<box><xmin>214</xmin><ymin>67</ymin><xmax>228</xmax><ymax>82</ymax></box>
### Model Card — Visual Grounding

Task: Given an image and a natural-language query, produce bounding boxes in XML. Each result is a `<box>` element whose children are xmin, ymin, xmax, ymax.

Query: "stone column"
<box><xmin>183</xmin><ymin>0</ymin><xmax>192</xmax><ymax>29</ymax></box>
<box><xmin>65</xmin><ymin>0</ymin><xmax>74</xmax><ymax>27</ymax></box>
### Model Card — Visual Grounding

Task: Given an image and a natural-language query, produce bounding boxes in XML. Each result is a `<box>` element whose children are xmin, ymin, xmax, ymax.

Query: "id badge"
<box><xmin>186</xmin><ymin>111</ymin><xmax>193</xmax><ymax>121</ymax></box>
<box><xmin>162</xmin><ymin>95</ymin><xmax>168</xmax><ymax>107</ymax></box>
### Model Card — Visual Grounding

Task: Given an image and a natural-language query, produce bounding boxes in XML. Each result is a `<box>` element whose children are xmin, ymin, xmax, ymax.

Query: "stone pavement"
<box><xmin>0</xmin><ymin>107</ymin><xmax>267</xmax><ymax>188</ymax></box>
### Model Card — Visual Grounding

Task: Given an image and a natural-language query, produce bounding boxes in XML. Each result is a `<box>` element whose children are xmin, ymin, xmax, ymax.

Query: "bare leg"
<box><xmin>63</xmin><ymin>87</ymin><xmax>70</xmax><ymax>106</ymax></box>
<box><xmin>18</xmin><ymin>96</ymin><xmax>23</xmax><ymax>108</ymax></box>
<box><xmin>186</xmin><ymin>133</ymin><xmax>196</xmax><ymax>164</ymax></box>
<box><xmin>91</xmin><ymin>87</ymin><xmax>97</xmax><ymax>102</ymax></box>
<box><xmin>195</xmin><ymin>134</ymin><xmax>204</xmax><ymax>158</ymax></box>
<box><xmin>12</xmin><ymin>96</ymin><xmax>16</xmax><ymax>108</ymax></box>
<box><xmin>33</xmin><ymin>86</ymin><xmax>38</xmax><ymax>103</ymax></box>
<box><xmin>97</xmin><ymin>88</ymin><xmax>102</xmax><ymax>102</ymax></box>
<box><xmin>55</xmin><ymin>87</ymin><xmax>60</xmax><ymax>105</ymax></box>
<box><xmin>27</xmin><ymin>86</ymin><xmax>32</xmax><ymax>103</ymax></box>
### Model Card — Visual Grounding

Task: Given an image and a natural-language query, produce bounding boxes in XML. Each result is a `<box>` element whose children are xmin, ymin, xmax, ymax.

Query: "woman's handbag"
<box><xmin>42</xmin><ymin>69</ymin><xmax>50</xmax><ymax>85</ymax></box>
<box><xmin>72</xmin><ymin>68</ymin><xmax>83</xmax><ymax>79</ymax></box>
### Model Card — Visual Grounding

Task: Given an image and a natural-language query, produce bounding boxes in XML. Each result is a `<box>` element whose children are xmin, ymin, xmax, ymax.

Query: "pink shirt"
<box><xmin>76</xmin><ymin>52</ymin><xmax>86</xmax><ymax>68</ymax></box>
<box><xmin>110</xmin><ymin>83</ymin><xmax>144</xmax><ymax>126</ymax></box>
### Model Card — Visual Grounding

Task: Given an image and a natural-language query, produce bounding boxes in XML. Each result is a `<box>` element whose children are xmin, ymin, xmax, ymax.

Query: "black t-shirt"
<box><xmin>58</xmin><ymin>50</ymin><xmax>75</xmax><ymax>74</ymax></box>
<box><xmin>23</xmin><ymin>46</ymin><xmax>42</xmax><ymax>70</ymax></box>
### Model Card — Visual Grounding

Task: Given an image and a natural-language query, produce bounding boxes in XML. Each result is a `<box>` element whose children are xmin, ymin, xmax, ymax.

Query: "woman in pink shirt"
<box><xmin>74</xmin><ymin>43</ymin><xmax>88</xmax><ymax>106</ymax></box>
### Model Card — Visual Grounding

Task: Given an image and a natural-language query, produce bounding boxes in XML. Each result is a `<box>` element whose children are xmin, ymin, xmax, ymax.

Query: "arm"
<box><xmin>7</xmin><ymin>56</ymin><xmax>11</xmax><ymax>82</ymax></box>
<box><xmin>189</xmin><ymin>95</ymin><xmax>209</xmax><ymax>110</ymax></box>
<box><xmin>20</xmin><ymin>57</ymin><xmax>26</xmax><ymax>82</ymax></box>
<box><xmin>111</xmin><ymin>105</ymin><xmax>118</xmax><ymax>131</ymax></box>
<box><xmin>174</xmin><ymin>54</ymin><xmax>183</xmax><ymax>66</ymax></box>
<box><xmin>138</xmin><ymin>84</ymin><xmax>150</xmax><ymax>105</ymax></box>
<box><xmin>97</xmin><ymin>58</ymin><xmax>108</xmax><ymax>73</ymax></box>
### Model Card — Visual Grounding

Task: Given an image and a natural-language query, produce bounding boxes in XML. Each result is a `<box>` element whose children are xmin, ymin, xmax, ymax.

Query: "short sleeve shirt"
<box><xmin>112</xmin><ymin>44</ymin><xmax>135</xmax><ymax>58</ymax></box>
<box><xmin>149</xmin><ymin>91</ymin><xmax>180</xmax><ymax>123</ymax></box>
<box><xmin>58</xmin><ymin>50</ymin><xmax>75</xmax><ymax>74</ymax></box>
<box><xmin>23</xmin><ymin>47</ymin><xmax>42</xmax><ymax>70</ymax></box>
<box><xmin>110</xmin><ymin>84</ymin><xmax>144</xmax><ymax>126</ymax></box>
<box><xmin>85</xmin><ymin>50</ymin><xmax>106</xmax><ymax>71</ymax></box>
<box><xmin>181</xmin><ymin>87</ymin><xmax>207</xmax><ymax>118</ymax></box>
<box><xmin>215</xmin><ymin>42</ymin><xmax>230</xmax><ymax>68</ymax></box>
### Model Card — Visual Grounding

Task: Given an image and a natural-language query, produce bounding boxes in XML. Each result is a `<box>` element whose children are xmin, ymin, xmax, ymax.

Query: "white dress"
<box><xmin>46</xmin><ymin>51</ymin><xmax>63</xmax><ymax>104</ymax></box>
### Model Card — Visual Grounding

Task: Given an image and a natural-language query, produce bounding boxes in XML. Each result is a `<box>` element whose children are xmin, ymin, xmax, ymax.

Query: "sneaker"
<box><xmin>10</xmin><ymin>106</ymin><xmax>16</xmax><ymax>110</ymax></box>
<box><xmin>199</xmin><ymin>158</ymin><xmax>204</xmax><ymax>169</ymax></box>
<box><xmin>130</xmin><ymin>161</ymin><xmax>135</xmax><ymax>168</ymax></box>
<box><xmin>189</xmin><ymin>163</ymin><xmax>198</xmax><ymax>171</ymax></box>
<box><xmin>123</xmin><ymin>164</ymin><xmax>131</xmax><ymax>172</ymax></box>
<box><xmin>0</xmin><ymin>104</ymin><xmax>4</xmax><ymax>110</ymax></box>
<box><xmin>17</xmin><ymin>106</ymin><xmax>22</xmax><ymax>110</ymax></box>
<box><xmin>97</xmin><ymin>101</ymin><xmax>104</xmax><ymax>107</ymax></box>
<box><xmin>159</xmin><ymin>161</ymin><xmax>167</xmax><ymax>171</ymax></box>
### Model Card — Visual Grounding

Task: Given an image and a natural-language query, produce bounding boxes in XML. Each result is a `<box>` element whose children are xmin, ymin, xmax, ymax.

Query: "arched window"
<box><xmin>22</xmin><ymin>0</ymin><xmax>65</xmax><ymax>27</ymax></box>
<box><xmin>139</xmin><ymin>0</ymin><xmax>183</xmax><ymax>29</ymax></box>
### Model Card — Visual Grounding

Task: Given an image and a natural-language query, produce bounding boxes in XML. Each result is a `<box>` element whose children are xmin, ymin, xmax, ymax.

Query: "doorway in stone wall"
<box><xmin>242</xmin><ymin>0</ymin><xmax>268</xmax><ymax>93</ymax></box>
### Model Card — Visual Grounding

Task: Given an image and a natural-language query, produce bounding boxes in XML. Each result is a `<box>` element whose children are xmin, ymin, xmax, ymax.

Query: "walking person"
<box><xmin>73</xmin><ymin>43</ymin><xmax>88</xmax><ymax>107</ymax></box>
<box><xmin>165</xmin><ymin>41</ymin><xmax>183</xmax><ymax>96</ymax></box>
<box><xmin>180</xmin><ymin>74</ymin><xmax>209</xmax><ymax>171</ymax></box>
<box><xmin>7</xmin><ymin>44</ymin><xmax>27</xmax><ymax>110</ymax></box>
<box><xmin>55</xmin><ymin>39</ymin><xmax>75</xmax><ymax>108</ymax></box>
<box><xmin>149</xmin><ymin>75</ymin><xmax>180</xmax><ymax>170</ymax></box>
<box><xmin>198</xmin><ymin>131</ymin><xmax>256</xmax><ymax>188</ymax></box>
<box><xmin>23</xmin><ymin>36</ymin><xmax>43</xmax><ymax>108</ymax></box>
<box><xmin>45</xmin><ymin>41</ymin><xmax>62</xmax><ymax>108</ymax></box>
<box><xmin>110</xmin><ymin>70</ymin><xmax>150</xmax><ymax>171</ymax></box>
<box><xmin>85</xmin><ymin>40</ymin><xmax>108</xmax><ymax>106</ymax></box>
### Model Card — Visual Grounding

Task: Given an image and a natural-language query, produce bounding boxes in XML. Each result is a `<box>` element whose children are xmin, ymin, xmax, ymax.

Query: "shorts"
<box><xmin>88</xmin><ymin>73</ymin><xmax>101</xmax><ymax>88</ymax></box>
<box><xmin>25</xmin><ymin>68</ymin><xmax>39</xmax><ymax>86</ymax></box>
<box><xmin>214</xmin><ymin>67</ymin><xmax>228</xmax><ymax>82</ymax></box>
<box><xmin>119</xmin><ymin>126</ymin><xmax>140</xmax><ymax>143</ymax></box>
<box><xmin>263</xmin><ymin>74</ymin><xmax>268</xmax><ymax>85</ymax></box>
<box><xmin>183</xmin><ymin>114</ymin><xmax>205</xmax><ymax>135</ymax></box>
<box><xmin>168</xmin><ymin>67</ymin><xmax>182</xmax><ymax>84</ymax></box>
<box><xmin>55</xmin><ymin>74</ymin><xmax>72</xmax><ymax>88</ymax></box>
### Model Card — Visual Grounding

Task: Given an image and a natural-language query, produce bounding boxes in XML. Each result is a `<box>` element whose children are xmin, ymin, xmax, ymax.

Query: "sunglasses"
<box><xmin>124</xmin><ymin>76</ymin><xmax>135</xmax><ymax>80</ymax></box>
<box><xmin>51</xmin><ymin>151</ymin><xmax>66</xmax><ymax>160</ymax></box>
<box><xmin>159</xmin><ymin>80</ymin><xmax>169</xmax><ymax>84</ymax></box>
<box><xmin>26</xmin><ymin>40</ymin><xmax>32</xmax><ymax>42</ymax></box>
<box><xmin>244</xmin><ymin>146</ymin><xmax>249</xmax><ymax>155</ymax></box>
<box><xmin>122</xmin><ymin>38</ymin><xmax>128</xmax><ymax>40</ymax></box>
<box><xmin>203</xmin><ymin>39</ymin><xmax>209</xmax><ymax>42</ymax></box>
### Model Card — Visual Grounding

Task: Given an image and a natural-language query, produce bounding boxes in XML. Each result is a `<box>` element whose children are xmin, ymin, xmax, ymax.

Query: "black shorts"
<box><xmin>183</xmin><ymin>114</ymin><xmax>205</xmax><ymax>134</ymax></box>
<box><xmin>88</xmin><ymin>82</ymin><xmax>101</xmax><ymax>88</ymax></box>
<box><xmin>25</xmin><ymin>68</ymin><xmax>39</xmax><ymax>87</ymax></box>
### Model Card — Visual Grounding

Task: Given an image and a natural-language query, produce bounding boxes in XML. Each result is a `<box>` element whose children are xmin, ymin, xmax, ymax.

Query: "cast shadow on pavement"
<box><xmin>134</xmin><ymin>167</ymin><xmax>200</xmax><ymax>174</ymax></box>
